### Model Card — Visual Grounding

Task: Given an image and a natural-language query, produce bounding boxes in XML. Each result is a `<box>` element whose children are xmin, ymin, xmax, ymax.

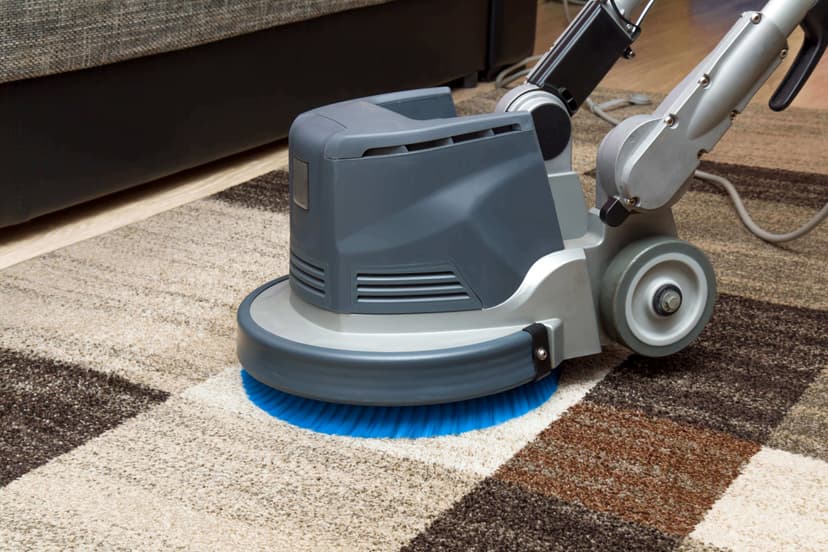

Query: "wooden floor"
<box><xmin>535</xmin><ymin>0</ymin><xmax>828</xmax><ymax>109</ymax></box>
<box><xmin>1</xmin><ymin>0</ymin><xmax>826</xmax><ymax>269</ymax></box>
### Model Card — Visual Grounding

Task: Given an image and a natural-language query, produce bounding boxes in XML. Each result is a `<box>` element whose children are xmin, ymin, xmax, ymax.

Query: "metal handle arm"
<box><xmin>596</xmin><ymin>0</ymin><xmax>819</xmax><ymax>226</ymax></box>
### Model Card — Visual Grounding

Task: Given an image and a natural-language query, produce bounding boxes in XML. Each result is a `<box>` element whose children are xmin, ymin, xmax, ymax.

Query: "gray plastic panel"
<box><xmin>287</xmin><ymin>87</ymin><xmax>564</xmax><ymax>314</ymax></box>
<box><xmin>310</xmin><ymin>88</ymin><xmax>532</xmax><ymax>159</ymax></box>
<box><xmin>237</xmin><ymin>277</ymin><xmax>540</xmax><ymax>406</ymax></box>
<box><xmin>365</xmin><ymin>87</ymin><xmax>458</xmax><ymax>120</ymax></box>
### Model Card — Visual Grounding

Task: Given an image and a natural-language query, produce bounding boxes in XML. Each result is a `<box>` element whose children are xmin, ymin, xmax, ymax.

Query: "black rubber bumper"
<box><xmin>236</xmin><ymin>277</ymin><xmax>541</xmax><ymax>406</ymax></box>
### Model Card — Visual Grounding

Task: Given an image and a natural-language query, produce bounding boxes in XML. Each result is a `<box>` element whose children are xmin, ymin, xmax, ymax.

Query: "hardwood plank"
<box><xmin>534</xmin><ymin>0</ymin><xmax>828</xmax><ymax>111</ymax></box>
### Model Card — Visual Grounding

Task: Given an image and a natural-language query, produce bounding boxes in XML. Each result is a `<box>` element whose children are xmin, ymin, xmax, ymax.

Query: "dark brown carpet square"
<box><xmin>0</xmin><ymin>347</ymin><xmax>168</xmax><ymax>486</ymax></box>
<box><xmin>212</xmin><ymin>170</ymin><xmax>290</xmax><ymax>212</ymax></box>
<box><xmin>767</xmin><ymin>366</ymin><xmax>828</xmax><ymax>462</ymax></box>
<box><xmin>586</xmin><ymin>294</ymin><xmax>828</xmax><ymax>442</ymax></box>
<box><xmin>402</xmin><ymin>478</ymin><xmax>679</xmax><ymax>552</ymax></box>
<box><xmin>695</xmin><ymin>161</ymin><xmax>828</xmax><ymax>210</ymax></box>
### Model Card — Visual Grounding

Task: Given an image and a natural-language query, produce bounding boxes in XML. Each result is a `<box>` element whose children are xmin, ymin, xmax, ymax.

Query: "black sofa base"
<box><xmin>1</xmin><ymin>0</ymin><xmax>536</xmax><ymax>227</ymax></box>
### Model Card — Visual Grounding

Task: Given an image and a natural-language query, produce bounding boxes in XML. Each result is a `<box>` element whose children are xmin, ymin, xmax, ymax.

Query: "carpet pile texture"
<box><xmin>1</xmin><ymin>88</ymin><xmax>826</xmax><ymax>550</ymax></box>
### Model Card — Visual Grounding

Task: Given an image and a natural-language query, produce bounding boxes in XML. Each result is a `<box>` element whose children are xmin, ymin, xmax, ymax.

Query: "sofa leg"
<box><xmin>451</xmin><ymin>72</ymin><xmax>479</xmax><ymax>89</ymax></box>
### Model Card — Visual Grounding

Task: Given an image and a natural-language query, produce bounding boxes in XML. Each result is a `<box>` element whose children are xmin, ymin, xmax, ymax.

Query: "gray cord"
<box><xmin>586</xmin><ymin>98</ymin><xmax>622</xmax><ymax>125</ymax></box>
<box><xmin>694</xmin><ymin>170</ymin><xmax>828</xmax><ymax>243</ymax></box>
<box><xmin>494</xmin><ymin>55</ymin><xmax>541</xmax><ymax>89</ymax></box>
<box><xmin>587</xmin><ymin>93</ymin><xmax>653</xmax><ymax>125</ymax></box>
<box><xmin>561</xmin><ymin>0</ymin><xmax>586</xmax><ymax>21</ymax></box>
<box><xmin>562</xmin><ymin>0</ymin><xmax>573</xmax><ymax>22</ymax></box>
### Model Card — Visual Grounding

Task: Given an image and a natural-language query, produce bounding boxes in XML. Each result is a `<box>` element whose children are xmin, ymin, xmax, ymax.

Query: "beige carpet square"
<box><xmin>691</xmin><ymin>447</ymin><xmax>828</xmax><ymax>551</ymax></box>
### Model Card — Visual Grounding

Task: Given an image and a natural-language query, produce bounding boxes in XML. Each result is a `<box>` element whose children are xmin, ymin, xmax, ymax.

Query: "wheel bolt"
<box><xmin>653</xmin><ymin>284</ymin><xmax>683</xmax><ymax>316</ymax></box>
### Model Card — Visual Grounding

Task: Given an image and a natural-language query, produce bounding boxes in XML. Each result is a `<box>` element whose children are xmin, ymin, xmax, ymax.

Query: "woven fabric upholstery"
<box><xmin>0</xmin><ymin>0</ymin><xmax>394</xmax><ymax>84</ymax></box>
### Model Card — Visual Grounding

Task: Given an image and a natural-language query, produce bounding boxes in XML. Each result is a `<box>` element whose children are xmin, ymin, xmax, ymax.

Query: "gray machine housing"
<box><xmin>238</xmin><ymin>0</ymin><xmax>819</xmax><ymax>407</ymax></box>
<box><xmin>239</xmin><ymin>85</ymin><xmax>675</xmax><ymax>406</ymax></box>
<box><xmin>287</xmin><ymin>88</ymin><xmax>565</xmax><ymax>314</ymax></box>
<box><xmin>238</xmin><ymin>84</ymin><xmax>698</xmax><ymax>406</ymax></box>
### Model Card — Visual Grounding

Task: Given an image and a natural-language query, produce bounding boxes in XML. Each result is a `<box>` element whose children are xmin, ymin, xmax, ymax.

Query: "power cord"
<box><xmin>494</xmin><ymin>55</ymin><xmax>541</xmax><ymax>90</ymax></box>
<box><xmin>496</xmin><ymin>0</ymin><xmax>827</xmax><ymax>243</ymax></box>
<box><xmin>561</xmin><ymin>0</ymin><xmax>580</xmax><ymax>23</ymax></box>
<box><xmin>694</xmin><ymin>170</ymin><xmax>828</xmax><ymax>243</ymax></box>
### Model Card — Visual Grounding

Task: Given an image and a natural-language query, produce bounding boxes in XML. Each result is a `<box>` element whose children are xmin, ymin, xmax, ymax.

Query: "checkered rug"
<box><xmin>1</xmin><ymin>88</ymin><xmax>826</xmax><ymax>551</ymax></box>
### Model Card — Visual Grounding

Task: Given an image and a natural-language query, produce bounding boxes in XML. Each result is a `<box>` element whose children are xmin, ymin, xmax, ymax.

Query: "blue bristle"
<box><xmin>241</xmin><ymin>369</ymin><xmax>560</xmax><ymax>439</ymax></box>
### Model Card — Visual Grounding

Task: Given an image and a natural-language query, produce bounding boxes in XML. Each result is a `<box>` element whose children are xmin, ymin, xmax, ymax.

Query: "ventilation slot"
<box><xmin>360</xmin><ymin>124</ymin><xmax>520</xmax><ymax>157</ymax></box>
<box><xmin>356</xmin><ymin>272</ymin><xmax>470</xmax><ymax>304</ymax></box>
<box><xmin>290</xmin><ymin>253</ymin><xmax>326</xmax><ymax>298</ymax></box>
<box><xmin>406</xmin><ymin>138</ymin><xmax>453</xmax><ymax>151</ymax></box>
<box><xmin>363</xmin><ymin>145</ymin><xmax>408</xmax><ymax>156</ymax></box>
<box><xmin>452</xmin><ymin>128</ymin><xmax>494</xmax><ymax>143</ymax></box>
<box><xmin>492</xmin><ymin>123</ymin><xmax>521</xmax><ymax>134</ymax></box>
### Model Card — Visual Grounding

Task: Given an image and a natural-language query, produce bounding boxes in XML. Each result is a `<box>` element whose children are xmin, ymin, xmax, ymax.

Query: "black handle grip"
<box><xmin>770</xmin><ymin>1</ymin><xmax>828</xmax><ymax>111</ymax></box>
<box><xmin>527</xmin><ymin>1</ymin><xmax>638</xmax><ymax>114</ymax></box>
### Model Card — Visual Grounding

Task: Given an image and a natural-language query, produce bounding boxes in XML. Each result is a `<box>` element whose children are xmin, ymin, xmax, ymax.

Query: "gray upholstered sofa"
<box><xmin>0</xmin><ymin>0</ymin><xmax>537</xmax><ymax>228</ymax></box>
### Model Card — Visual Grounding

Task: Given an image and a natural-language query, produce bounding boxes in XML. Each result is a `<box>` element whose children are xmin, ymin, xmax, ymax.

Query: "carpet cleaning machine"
<box><xmin>237</xmin><ymin>0</ymin><xmax>828</xmax><ymax>436</ymax></box>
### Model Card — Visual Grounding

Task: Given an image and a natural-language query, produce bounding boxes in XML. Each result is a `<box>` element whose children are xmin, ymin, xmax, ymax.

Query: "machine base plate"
<box><xmin>237</xmin><ymin>277</ymin><xmax>550</xmax><ymax>406</ymax></box>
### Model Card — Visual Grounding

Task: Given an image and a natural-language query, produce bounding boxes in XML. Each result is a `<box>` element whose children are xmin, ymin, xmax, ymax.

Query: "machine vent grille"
<box><xmin>290</xmin><ymin>253</ymin><xmax>326</xmax><ymax>297</ymax></box>
<box><xmin>361</xmin><ymin>124</ymin><xmax>520</xmax><ymax>157</ymax></box>
<box><xmin>355</xmin><ymin>271</ymin><xmax>470</xmax><ymax>304</ymax></box>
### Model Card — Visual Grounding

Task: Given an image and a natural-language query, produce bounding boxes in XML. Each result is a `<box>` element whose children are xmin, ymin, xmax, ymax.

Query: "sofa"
<box><xmin>0</xmin><ymin>0</ymin><xmax>537</xmax><ymax>228</ymax></box>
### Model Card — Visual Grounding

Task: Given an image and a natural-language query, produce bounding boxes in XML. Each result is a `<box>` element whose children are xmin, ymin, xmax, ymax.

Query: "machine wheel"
<box><xmin>600</xmin><ymin>236</ymin><xmax>717</xmax><ymax>357</ymax></box>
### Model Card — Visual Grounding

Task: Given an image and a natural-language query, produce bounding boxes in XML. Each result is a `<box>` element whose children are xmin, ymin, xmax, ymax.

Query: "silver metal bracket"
<box><xmin>596</xmin><ymin>0</ymin><xmax>813</xmax><ymax>218</ymax></box>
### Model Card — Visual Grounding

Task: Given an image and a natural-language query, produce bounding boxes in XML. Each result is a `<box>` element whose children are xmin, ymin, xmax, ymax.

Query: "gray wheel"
<box><xmin>600</xmin><ymin>236</ymin><xmax>717</xmax><ymax>357</ymax></box>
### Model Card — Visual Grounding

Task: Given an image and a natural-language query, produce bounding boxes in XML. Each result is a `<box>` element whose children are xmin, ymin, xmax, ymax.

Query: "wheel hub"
<box><xmin>653</xmin><ymin>284</ymin><xmax>683</xmax><ymax>316</ymax></box>
<box><xmin>600</xmin><ymin>236</ymin><xmax>717</xmax><ymax>357</ymax></box>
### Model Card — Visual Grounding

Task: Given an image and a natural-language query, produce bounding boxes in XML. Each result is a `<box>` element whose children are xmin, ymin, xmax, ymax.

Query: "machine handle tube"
<box><xmin>526</xmin><ymin>0</ymin><xmax>647</xmax><ymax>114</ymax></box>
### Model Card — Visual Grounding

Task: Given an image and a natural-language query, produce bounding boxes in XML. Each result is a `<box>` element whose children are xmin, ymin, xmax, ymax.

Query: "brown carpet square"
<box><xmin>494</xmin><ymin>402</ymin><xmax>759</xmax><ymax>536</ymax></box>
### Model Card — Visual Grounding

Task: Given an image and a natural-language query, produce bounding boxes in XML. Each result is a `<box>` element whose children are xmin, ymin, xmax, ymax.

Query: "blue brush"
<box><xmin>241</xmin><ymin>369</ymin><xmax>560</xmax><ymax>438</ymax></box>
